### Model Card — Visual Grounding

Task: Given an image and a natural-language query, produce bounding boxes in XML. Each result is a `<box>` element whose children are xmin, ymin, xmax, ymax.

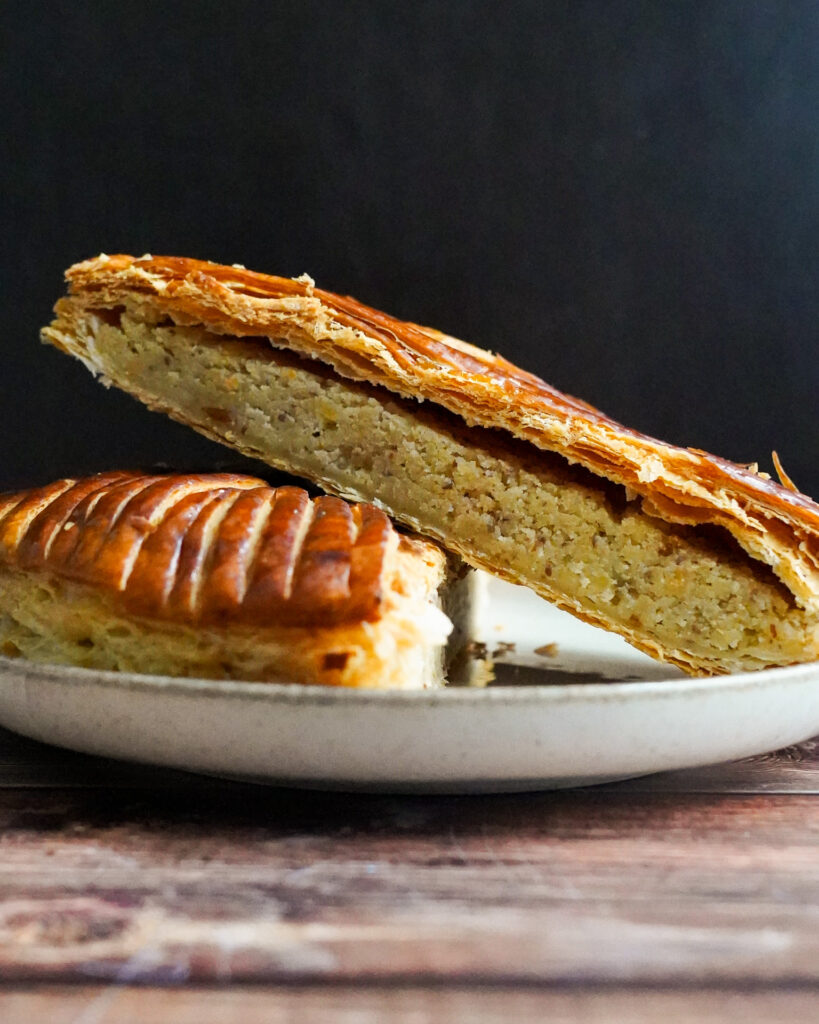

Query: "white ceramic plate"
<box><xmin>1</xmin><ymin>576</ymin><xmax>818</xmax><ymax>792</ymax></box>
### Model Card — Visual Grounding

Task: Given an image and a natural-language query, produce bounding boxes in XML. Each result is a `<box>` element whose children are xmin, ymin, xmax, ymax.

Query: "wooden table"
<box><xmin>0</xmin><ymin>725</ymin><xmax>818</xmax><ymax>1022</ymax></box>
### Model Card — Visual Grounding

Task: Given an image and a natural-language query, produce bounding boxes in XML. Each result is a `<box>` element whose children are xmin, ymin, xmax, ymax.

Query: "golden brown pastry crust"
<box><xmin>50</xmin><ymin>253</ymin><xmax>819</xmax><ymax>619</ymax></box>
<box><xmin>0</xmin><ymin>472</ymin><xmax>411</xmax><ymax>629</ymax></box>
<box><xmin>0</xmin><ymin>472</ymin><xmax>476</xmax><ymax>687</ymax></box>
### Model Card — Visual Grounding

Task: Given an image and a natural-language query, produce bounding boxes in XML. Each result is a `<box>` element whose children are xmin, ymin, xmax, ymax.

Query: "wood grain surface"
<box><xmin>1</xmin><ymin>725</ymin><xmax>818</xmax><ymax>1016</ymax></box>
<box><xmin>1</xmin><ymin>985</ymin><xmax>818</xmax><ymax>1024</ymax></box>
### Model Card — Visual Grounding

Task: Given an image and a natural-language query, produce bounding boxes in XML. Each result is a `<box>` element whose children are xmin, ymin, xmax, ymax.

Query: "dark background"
<box><xmin>2</xmin><ymin>0</ymin><xmax>818</xmax><ymax>494</ymax></box>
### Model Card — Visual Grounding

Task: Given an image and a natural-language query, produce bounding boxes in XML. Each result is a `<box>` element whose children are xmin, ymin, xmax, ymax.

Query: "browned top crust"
<box><xmin>0</xmin><ymin>472</ymin><xmax>405</xmax><ymax>628</ymax></box>
<box><xmin>57</xmin><ymin>253</ymin><xmax>819</xmax><ymax>609</ymax></box>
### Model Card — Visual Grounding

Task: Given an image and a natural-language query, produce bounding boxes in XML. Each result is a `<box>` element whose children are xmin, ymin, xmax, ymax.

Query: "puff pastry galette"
<box><xmin>0</xmin><ymin>472</ymin><xmax>473</xmax><ymax>688</ymax></box>
<box><xmin>43</xmin><ymin>254</ymin><xmax>819</xmax><ymax>675</ymax></box>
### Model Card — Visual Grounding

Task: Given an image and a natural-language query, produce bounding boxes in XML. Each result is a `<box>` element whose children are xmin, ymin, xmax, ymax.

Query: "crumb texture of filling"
<box><xmin>76</xmin><ymin>309</ymin><xmax>819</xmax><ymax>674</ymax></box>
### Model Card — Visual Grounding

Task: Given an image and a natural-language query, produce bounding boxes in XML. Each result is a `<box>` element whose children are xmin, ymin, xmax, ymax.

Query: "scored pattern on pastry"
<box><xmin>0</xmin><ymin>473</ymin><xmax>395</xmax><ymax>626</ymax></box>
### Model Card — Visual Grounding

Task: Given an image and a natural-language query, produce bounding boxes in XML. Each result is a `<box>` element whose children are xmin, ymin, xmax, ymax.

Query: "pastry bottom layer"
<box><xmin>0</xmin><ymin>562</ymin><xmax>475</xmax><ymax>689</ymax></box>
<box><xmin>57</xmin><ymin>309</ymin><xmax>819</xmax><ymax>674</ymax></box>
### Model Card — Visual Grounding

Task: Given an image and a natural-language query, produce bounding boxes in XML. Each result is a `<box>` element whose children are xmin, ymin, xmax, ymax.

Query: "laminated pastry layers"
<box><xmin>43</xmin><ymin>254</ymin><xmax>819</xmax><ymax>674</ymax></box>
<box><xmin>0</xmin><ymin>472</ymin><xmax>475</xmax><ymax>688</ymax></box>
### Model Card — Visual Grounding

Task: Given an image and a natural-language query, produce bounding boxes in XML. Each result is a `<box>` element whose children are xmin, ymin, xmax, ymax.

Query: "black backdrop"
<box><xmin>2</xmin><ymin>1</ymin><xmax>818</xmax><ymax>494</ymax></box>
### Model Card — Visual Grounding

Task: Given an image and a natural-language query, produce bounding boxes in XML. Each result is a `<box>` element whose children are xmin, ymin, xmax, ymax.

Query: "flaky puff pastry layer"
<box><xmin>42</xmin><ymin>254</ymin><xmax>819</xmax><ymax>674</ymax></box>
<box><xmin>0</xmin><ymin>472</ymin><xmax>469</xmax><ymax>688</ymax></box>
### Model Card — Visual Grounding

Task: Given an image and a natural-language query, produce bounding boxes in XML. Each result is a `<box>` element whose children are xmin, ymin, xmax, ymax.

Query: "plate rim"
<box><xmin>1</xmin><ymin>653</ymin><xmax>816</xmax><ymax>707</ymax></box>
